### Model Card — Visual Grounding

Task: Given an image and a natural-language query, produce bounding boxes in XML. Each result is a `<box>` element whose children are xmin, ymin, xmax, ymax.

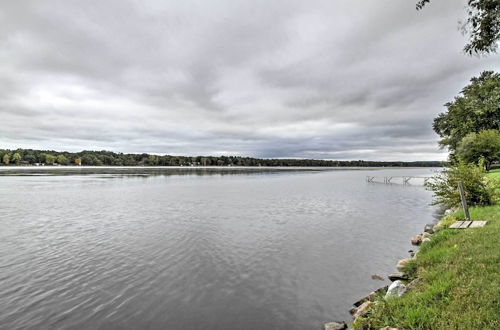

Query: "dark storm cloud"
<box><xmin>1</xmin><ymin>0</ymin><xmax>499</xmax><ymax>160</ymax></box>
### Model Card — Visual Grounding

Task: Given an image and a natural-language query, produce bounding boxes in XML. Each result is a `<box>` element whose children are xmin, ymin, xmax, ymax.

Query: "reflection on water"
<box><xmin>0</xmin><ymin>166</ymin><xmax>365</xmax><ymax>177</ymax></box>
<box><xmin>0</xmin><ymin>167</ymin><xmax>439</xmax><ymax>329</ymax></box>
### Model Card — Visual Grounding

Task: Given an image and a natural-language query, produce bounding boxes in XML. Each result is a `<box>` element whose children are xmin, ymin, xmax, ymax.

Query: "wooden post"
<box><xmin>458</xmin><ymin>181</ymin><xmax>470</xmax><ymax>221</ymax></box>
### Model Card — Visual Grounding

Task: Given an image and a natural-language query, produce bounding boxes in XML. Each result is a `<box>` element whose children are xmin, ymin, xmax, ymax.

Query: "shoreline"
<box><xmin>323</xmin><ymin>211</ymin><xmax>448</xmax><ymax>330</ymax></box>
<box><xmin>325</xmin><ymin>184</ymin><xmax>499</xmax><ymax>330</ymax></box>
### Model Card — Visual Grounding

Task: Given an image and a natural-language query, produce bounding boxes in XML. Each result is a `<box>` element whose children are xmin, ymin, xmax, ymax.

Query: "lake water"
<box><xmin>0</xmin><ymin>167</ymin><xmax>440</xmax><ymax>329</ymax></box>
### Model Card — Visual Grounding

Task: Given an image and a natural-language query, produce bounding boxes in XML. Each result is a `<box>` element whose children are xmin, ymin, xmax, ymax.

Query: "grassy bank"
<box><xmin>489</xmin><ymin>168</ymin><xmax>500</xmax><ymax>179</ymax></box>
<box><xmin>354</xmin><ymin>173</ymin><xmax>500</xmax><ymax>329</ymax></box>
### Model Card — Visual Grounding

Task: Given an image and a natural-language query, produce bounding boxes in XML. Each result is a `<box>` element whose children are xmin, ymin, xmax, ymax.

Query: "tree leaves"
<box><xmin>433</xmin><ymin>71</ymin><xmax>500</xmax><ymax>156</ymax></box>
<box><xmin>417</xmin><ymin>0</ymin><xmax>500</xmax><ymax>55</ymax></box>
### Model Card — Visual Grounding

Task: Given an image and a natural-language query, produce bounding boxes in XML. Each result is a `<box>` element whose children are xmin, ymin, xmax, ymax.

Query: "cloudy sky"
<box><xmin>1</xmin><ymin>0</ymin><xmax>499</xmax><ymax>160</ymax></box>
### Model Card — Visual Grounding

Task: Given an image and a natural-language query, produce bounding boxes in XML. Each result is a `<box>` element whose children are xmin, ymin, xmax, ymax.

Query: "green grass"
<box><xmin>488</xmin><ymin>169</ymin><xmax>500</xmax><ymax>180</ymax></box>
<box><xmin>354</xmin><ymin>204</ymin><xmax>500</xmax><ymax>329</ymax></box>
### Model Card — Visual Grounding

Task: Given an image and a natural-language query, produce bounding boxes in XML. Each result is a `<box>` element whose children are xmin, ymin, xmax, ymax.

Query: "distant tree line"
<box><xmin>0</xmin><ymin>149</ymin><xmax>443</xmax><ymax>167</ymax></box>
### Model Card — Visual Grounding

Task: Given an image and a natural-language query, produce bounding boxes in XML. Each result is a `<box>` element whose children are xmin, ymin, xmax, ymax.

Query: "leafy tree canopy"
<box><xmin>12</xmin><ymin>153</ymin><xmax>22</xmax><ymax>164</ymax></box>
<box><xmin>56</xmin><ymin>154</ymin><xmax>69</xmax><ymax>165</ymax></box>
<box><xmin>433</xmin><ymin>70</ymin><xmax>500</xmax><ymax>155</ymax></box>
<box><xmin>417</xmin><ymin>0</ymin><xmax>500</xmax><ymax>55</ymax></box>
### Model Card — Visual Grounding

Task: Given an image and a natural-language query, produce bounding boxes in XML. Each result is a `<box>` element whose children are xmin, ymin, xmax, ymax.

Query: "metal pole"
<box><xmin>458</xmin><ymin>181</ymin><xmax>470</xmax><ymax>221</ymax></box>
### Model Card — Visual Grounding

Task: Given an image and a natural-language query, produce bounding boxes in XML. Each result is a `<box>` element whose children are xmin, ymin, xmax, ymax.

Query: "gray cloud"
<box><xmin>0</xmin><ymin>0</ymin><xmax>499</xmax><ymax>161</ymax></box>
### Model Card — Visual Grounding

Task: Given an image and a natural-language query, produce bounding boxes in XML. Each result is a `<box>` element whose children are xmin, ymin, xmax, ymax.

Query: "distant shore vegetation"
<box><xmin>0</xmin><ymin>149</ymin><xmax>443</xmax><ymax>167</ymax></box>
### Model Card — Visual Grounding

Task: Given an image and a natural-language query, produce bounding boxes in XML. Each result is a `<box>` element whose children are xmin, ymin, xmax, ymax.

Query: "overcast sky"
<box><xmin>1</xmin><ymin>0</ymin><xmax>499</xmax><ymax>160</ymax></box>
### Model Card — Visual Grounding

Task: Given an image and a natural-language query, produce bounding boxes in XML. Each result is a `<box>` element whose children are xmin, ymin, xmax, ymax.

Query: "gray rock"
<box><xmin>353</xmin><ymin>285</ymin><xmax>388</xmax><ymax>307</ymax></box>
<box><xmin>385</xmin><ymin>280</ymin><xmax>407</xmax><ymax>299</ymax></box>
<box><xmin>444</xmin><ymin>209</ymin><xmax>454</xmax><ymax>215</ymax></box>
<box><xmin>422</xmin><ymin>237</ymin><xmax>431</xmax><ymax>243</ymax></box>
<box><xmin>388</xmin><ymin>272</ymin><xmax>409</xmax><ymax>281</ymax></box>
<box><xmin>348</xmin><ymin>306</ymin><xmax>358</xmax><ymax>315</ymax></box>
<box><xmin>424</xmin><ymin>224</ymin><xmax>434</xmax><ymax>234</ymax></box>
<box><xmin>410</xmin><ymin>234</ymin><xmax>422</xmax><ymax>245</ymax></box>
<box><xmin>353</xmin><ymin>301</ymin><xmax>373</xmax><ymax>319</ymax></box>
<box><xmin>323</xmin><ymin>321</ymin><xmax>347</xmax><ymax>330</ymax></box>
<box><xmin>422</xmin><ymin>232</ymin><xmax>432</xmax><ymax>239</ymax></box>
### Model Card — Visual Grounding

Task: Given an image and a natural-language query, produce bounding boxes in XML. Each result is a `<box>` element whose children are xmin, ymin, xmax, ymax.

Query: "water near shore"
<box><xmin>0</xmin><ymin>167</ymin><xmax>439</xmax><ymax>329</ymax></box>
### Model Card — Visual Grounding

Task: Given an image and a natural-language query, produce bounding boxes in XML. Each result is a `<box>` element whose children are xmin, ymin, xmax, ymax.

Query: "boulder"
<box><xmin>353</xmin><ymin>285</ymin><xmax>388</xmax><ymax>307</ymax></box>
<box><xmin>410</xmin><ymin>234</ymin><xmax>422</xmax><ymax>245</ymax></box>
<box><xmin>396</xmin><ymin>258</ymin><xmax>413</xmax><ymax>272</ymax></box>
<box><xmin>444</xmin><ymin>209</ymin><xmax>454</xmax><ymax>215</ymax></box>
<box><xmin>323</xmin><ymin>321</ymin><xmax>348</xmax><ymax>330</ymax></box>
<box><xmin>424</xmin><ymin>224</ymin><xmax>434</xmax><ymax>234</ymax></box>
<box><xmin>422</xmin><ymin>237</ymin><xmax>431</xmax><ymax>243</ymax></box>
<box><xmin>349</xmin><ymin>306</ymin><xmax>358</xmax><ymax>315</ymax></box>
<box><xmin>385</xmin><ymin>280</ymin><xmax>407</xmax><ymax>299</ymax></box>
<box><xmin>388</xmin><ymin>272</ymin><xmax>409</xmax><ymax>281</ymax></box>
<box><xmin>353</xmin><ymin>301</ymin><xmax>373</xmax><ymax>319</ymax></box>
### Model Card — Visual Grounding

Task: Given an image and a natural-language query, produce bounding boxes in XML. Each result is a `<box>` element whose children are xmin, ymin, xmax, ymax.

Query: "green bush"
<box><xmin>425</xmin><ymin>162</ymin><xmax>496</xmax><ymax>209</ymax></box>
<box><xmin>456</xmin><ymin>129</ymin><xmax>500</xmax><ymax>170</ymax></box>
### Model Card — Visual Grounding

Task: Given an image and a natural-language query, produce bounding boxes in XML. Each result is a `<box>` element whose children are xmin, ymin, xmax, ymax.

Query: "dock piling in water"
<box><xmin>366</xmin><ymin>176</ymin><xmax>432</xmax><ymax>185</ymax></box>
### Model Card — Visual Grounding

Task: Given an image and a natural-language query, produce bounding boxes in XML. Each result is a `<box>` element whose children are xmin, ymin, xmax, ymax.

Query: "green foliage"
<box><xmin>56</xmin><ymin>154</ymin><xmax>69</xmax><ymax>165</ymax></box>
<box><xmin>417</xmin><ymin>0</ymin><xmax>500</xmax><ymax>55</ymax></box>
<box><xmin>456</xmin><ymin>129</ymin><xmax>500</xmax><ymax>170</ymax></box>
<box><xmin>11</xmin><ymin>153</ymin><xmax>22</xmax><ymax>164</ymax></box>
<box><xmin>356</xmin><ymin>205</ymin><xmax>500</xmax><ymax>329</ymax></box>
<box><xmin>44</xmin><ymin>154</ymin><xmax>56</xmax><ymax>165</ymax></box>
<box><xmin>401</xmin><ymin>258</ymin><xmax>418</xmax><ymax>279</ymax></box>
<box><xmin>425</xmin><ymin>162</ymin><xmax>496</xmax><ymax>208</ymax></box>
<box><xmin>433</xmin><ymin>71</ymin><xmax>500</xmax><ymax>155</ymax></box>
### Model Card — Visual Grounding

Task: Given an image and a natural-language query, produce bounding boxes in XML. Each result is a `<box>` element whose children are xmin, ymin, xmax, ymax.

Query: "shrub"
<box><xmin>425</xmin><ymin>162</ymin><xmax>496</xmax><ymax>209</ymax></box>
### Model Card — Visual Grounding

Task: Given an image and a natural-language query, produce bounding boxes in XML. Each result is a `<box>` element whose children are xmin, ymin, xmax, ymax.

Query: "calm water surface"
<box><xmin>0</xmin><ymin>167</ymin><xmax>440</xmax><ymax>329</ymax></box>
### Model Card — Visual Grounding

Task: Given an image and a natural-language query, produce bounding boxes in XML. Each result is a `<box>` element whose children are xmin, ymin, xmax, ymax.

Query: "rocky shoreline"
<box><xmin>323</xmin><ymin>209</ymin><xmax>454</xmax><ymax>330</ymax></box>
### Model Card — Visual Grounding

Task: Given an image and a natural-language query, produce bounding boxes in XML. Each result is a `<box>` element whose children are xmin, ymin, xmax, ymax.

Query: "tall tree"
<box><xmin>12</xmin><ymin>153</ymin><xmax>22</xmax><ymax>164</ymax></box>
<box><xmin>44</xmin><ymin>154</ymin><xmax>56</xmax><ymax>165</ymax></box>
<box><xmin>417</xmin><ymin>0</ymin><xmax>500</xmax><ymax>55</ymax></box>
<box><xmin>56</xmin><ymin>155</ymin><xmax>69</xmax><ymax>165</ymax></box>
<box><xmin>433</xmin><ymin>71</ymin><xmax>500</xmax><ymax>156</ymax></box>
